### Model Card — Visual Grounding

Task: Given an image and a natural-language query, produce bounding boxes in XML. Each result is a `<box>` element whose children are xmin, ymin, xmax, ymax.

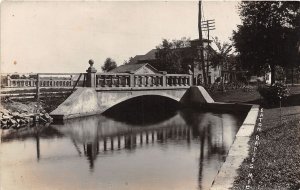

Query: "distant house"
<box><xmin>249</xmin><ymin>73</ymin><xmax>271</xmax><ymax>85</ymax></box>
<box><xmin>128</xmin><ymin>39</ymin><xmax>224</xmax><ymax>84</ymax></box>
<box><xmin>265</xmin><ymin>72</ymin><xmax>272</xmax><ymax>84</ymax></box>
<box><xmin>109</xmin><ymin>63</ymin><xmax>160</xmax><ymax>74</ymax></box>
<box><xmin>128</xmin><ymin>49</ymin><xmax>157</xmax><ymax>65</ymax></box>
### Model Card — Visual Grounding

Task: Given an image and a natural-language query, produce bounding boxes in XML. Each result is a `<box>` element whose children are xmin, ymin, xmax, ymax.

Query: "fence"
<box><xmin>1</xmin><ymin>73</ymin><xmax>86</xmax><ymax>88</ymax></box>
<box><xmin>1</xmin><ymin>73</ymin><xmax>86</xmax><ymax>100</ymax></box>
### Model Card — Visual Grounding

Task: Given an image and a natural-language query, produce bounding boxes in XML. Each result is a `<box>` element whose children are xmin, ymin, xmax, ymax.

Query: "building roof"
<box><xmin>109</xmin><ymin>63</ymin><xmax>159</xmax><ymax>73</ymax></box>
<box><xmin>128</xmin><ymin>39</ymin><xmax>214</xmax><ymax>65</ymax></box>
<box><xmin>129</xmin><ymin>49</ymin><xmax>157</xmax><ymax>64</ymax></box>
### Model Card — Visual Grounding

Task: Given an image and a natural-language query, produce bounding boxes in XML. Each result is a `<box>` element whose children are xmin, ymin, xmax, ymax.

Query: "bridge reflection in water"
<box><xmin>1</xmin><ymin>101</ymin><xmax>245</xmax><ymax>190</ymax></box>
<box><xmin>81</xmin><ymin>124</ymin><xmax>194</xmax><ymax>170</ymax></box>
<box><xmin>52</xmin><ymin>103</ymin><xmax>243</xmax><ymax>189</ymax></box>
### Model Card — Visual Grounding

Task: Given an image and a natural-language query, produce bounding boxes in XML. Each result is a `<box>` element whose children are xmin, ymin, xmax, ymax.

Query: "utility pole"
<box><xmin>201</xmin><ymin>19</ymin><xmax>215</xmax><ymax>84</ymax></box>
<box><xmin>198</xmin><ymin>0</ymin><xmax>207</xmax><ymax>86</ymax></box>
<box><xmin>201</xmin><ymin>19</ymin><xmax>215</xmax><ymax>43</ymax></box>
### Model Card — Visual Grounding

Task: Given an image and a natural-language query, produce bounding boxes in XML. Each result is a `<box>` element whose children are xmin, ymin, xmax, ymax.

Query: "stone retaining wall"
<box><xmin>210</xmin><ymin>104</ymin><xmax>259</xmax><ymax>189</ymax></box>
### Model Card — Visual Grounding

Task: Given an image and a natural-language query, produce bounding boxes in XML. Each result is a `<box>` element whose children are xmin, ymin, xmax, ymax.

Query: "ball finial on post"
<box><xmin>88</xmin><ymin>59</ymin><xmax>94</xmax><ymax>67</ymax></box>
<box><xmin>86</xmin><ymin>59</ymin><xmax>97</xmax><ymax>87</ymax></box>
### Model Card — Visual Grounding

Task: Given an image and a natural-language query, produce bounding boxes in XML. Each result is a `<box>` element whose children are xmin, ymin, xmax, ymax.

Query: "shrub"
<box><xmin>243</xmin><ymin>85</ymin><xmax>254</xmax><ymax>92</ymax></box>
<box><xmin>258</xmin><ymin>82</ymin><xmax>290</xmax><ymax>106</ymax></box>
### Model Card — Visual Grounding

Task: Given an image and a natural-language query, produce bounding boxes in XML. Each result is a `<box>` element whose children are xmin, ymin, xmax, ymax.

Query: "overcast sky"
<box><xmin>1</xmin><ymin>0</ymin><xmax>241</xmax><ymax>73</ymax></box>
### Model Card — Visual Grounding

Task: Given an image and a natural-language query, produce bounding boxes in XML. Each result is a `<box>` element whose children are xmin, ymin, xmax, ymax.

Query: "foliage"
<box><xmin>154</xmin><ymin>37</ymin><xmax>193</xmax><ymax>74</ymax></box>
<box><xmin>275</xmin><ymin>65</ymin><xmax>285</xmax><ymax>81</ymax></box>
<box><xmin>258</xmin><ymin>82</ymin><xmax>290</xmax><ymax>105</ymax></box>
<box><xmin>208</xmin><ymin>37</ymin><xmax>233</xmax><ymax>69</ymax></box>
<box><xmin>101</xmin><ymin>58</ymin><xmax>117</xmax><ymax>72</ymax></box>
<box><xmin>123</xmin><ymin>57</ymin><xmax>133</xmax><ymax>65</ymax></box>
<box><xmin>232</xmin><ymin>1</ymin><xmax>300</xmax><ymax>84</ymax></box>
<box><xmin>9</xmin><ymin>74</ymin><xmax>20</xmax><ymax>79</ymax></box>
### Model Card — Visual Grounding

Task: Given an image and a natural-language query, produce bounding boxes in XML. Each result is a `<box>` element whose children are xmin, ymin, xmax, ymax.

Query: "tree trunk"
<box><xmin>206</xmin><ymin>59</ymin><xmax>209</xmax><ymax>84</ymax></box>
<box><xmin>292</xmin><ymin>67</ymin><xmax>294</xmax><ymax>86</ymax></box>
<box><xmin>271</xmin><ymin>64</ymin><xmax>275</xmax><ymax>84</ymax></box>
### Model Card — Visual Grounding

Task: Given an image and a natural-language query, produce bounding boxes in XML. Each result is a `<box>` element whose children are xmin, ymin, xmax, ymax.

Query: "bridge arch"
<box><xmin>103</xmin><ymin>93</ymin><xmax>181</xmax><ymax>113</ymax></box>
<box><xmin>50</xmin><ymin>86</ymin><xmax>214</xmax><ymax>121</ymax></box>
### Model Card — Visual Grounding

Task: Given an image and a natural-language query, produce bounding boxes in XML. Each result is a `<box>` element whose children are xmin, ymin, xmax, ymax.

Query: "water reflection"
<box><xmin>1</xmin><ymin>108</ymin><xmax>245</xmax><ymax>190</ymax></box>
<box><xmin>103</xmin><ymin>95</ymin><xmax>180</xmax><ymax>125</ymax></box>
<box><xmin>52</xmin><ymin>109</ymin><xmax>240</xmax><ymax>189</ymax></box>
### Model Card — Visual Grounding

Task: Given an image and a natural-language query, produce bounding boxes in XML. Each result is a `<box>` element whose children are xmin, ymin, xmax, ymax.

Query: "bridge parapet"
<box><xmin>95</xmin><ymin>73</ymin><xmax>192</xmax><ymax>88</ymax></box>
<box><xmin>1</xmin><ymin>73</ymin><xmax>84</xmax><ymax>88</ymax></box>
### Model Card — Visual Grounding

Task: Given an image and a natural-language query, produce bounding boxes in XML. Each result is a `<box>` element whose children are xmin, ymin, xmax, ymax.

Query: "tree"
<box><xmin>208</xmin><ymin>37</ymin><xmax>233</xmax><ymax>70</ymax></box>
<box><xmin>207</xmin><ymin>37</ymin><xmax>239</xmax><ymax>90</ymax></box>
<box><xmin>101</xmin><ymin>58</ymin><xmax>117</xmax><ymax>72</ymax></box>
<box><xmin>154</xmin><ymin>37</ymin><xmax>193</xmax><ymax>74</ymax></box>
<box><xmin>123</xmin><ymin>57</ymin><xmax>133</xmax><ymax>65</ymax></box>
<box><xmin>232</xmin><ymin>1</ymin><xmax>300</xmax><ymax>84</ymax></box>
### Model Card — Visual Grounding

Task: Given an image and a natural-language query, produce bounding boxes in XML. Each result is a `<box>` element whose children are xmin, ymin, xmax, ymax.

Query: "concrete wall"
<box><xmin>50</xmin><ymin>88</ymin><xmax>102</xmax><ymax>120</ymax></box>
<box><xmin>210</xmin><ymin>104</ymin><xmax>259</xmax><ymax>189</ymax></box>
<box><xmin>50</xmin><ymin>86</ymin><xmax>215</xmax><ymax>121</ymax></box>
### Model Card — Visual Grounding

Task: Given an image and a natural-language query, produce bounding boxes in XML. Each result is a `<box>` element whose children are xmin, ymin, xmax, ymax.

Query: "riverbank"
<box><xmin>211</xmin><ymin>86</ymin><xmax>300</xmax><ymax>189</ymax></box>
<box><xmin>0</xmin><ymin>96</ymin><xmax>66</xmax><ymax>130</ymax></box>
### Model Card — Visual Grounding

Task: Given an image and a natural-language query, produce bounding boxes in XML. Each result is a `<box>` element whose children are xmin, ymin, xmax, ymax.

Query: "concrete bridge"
<box><xmin>50</xmin><ymin>61</ymin><xmax>215</xmax><ymax>121</ymax></box>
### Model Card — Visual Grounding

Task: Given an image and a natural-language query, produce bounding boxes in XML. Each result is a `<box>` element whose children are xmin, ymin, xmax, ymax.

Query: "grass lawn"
<box><xmin>211</xmin><ymin>86</ymin><xmax>300</xmax><ymax>189</ymax></box>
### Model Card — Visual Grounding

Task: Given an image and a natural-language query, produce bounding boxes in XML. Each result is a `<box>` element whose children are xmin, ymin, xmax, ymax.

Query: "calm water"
<box><xmin>1</xmin><ymin>98</ymin><xmax>246</xmax><ymax>190</ymax></box>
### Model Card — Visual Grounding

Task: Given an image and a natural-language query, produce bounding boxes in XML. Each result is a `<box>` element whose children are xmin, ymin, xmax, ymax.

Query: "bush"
<box><xmin>258</xmin><ymin>82</ymin><xmax>290</xmax><ymax>106</ymax></box>
<box><xmin>243</xmin><ymin>85</ymin><xmax>254</xmax><ymax>92</ymax></box>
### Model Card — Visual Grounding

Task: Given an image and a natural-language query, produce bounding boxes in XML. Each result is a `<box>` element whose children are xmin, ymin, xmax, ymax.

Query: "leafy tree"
<box><xmin>101</xmin><ymin>58</ymin><xmax>117</xmax><ymax>72</ymax></box>
<box><xmin>123</xmin><ymin>57</ymin><xmax>133</xmax><ymax>65</ymax></box>
<box><xmin>232</xmin><ymin>1</ymin><xmax>300</xmax><ymax>84</ymax></box>
<box><xmin>154</xmin><ymin>37</ymin><xmax>193</xmax><ymax>74</ymax></box>
<box><xmin>208</xmin><ymin>37</ymin><xmax>233</xmax><ymax>70</ymax></box>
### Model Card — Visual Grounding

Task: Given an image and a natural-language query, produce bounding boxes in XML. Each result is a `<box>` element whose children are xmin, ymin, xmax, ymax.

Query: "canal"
<box><xmin>1</xmin><ymin>96</ymin><xmax>247</xmax><ymax>190</ymax></box>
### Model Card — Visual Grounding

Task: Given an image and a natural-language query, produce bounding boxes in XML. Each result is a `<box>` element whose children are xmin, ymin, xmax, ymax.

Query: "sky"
<box><xmin>0</xmin><ymin>0</ymin><xmax>241</xmax><ymax>73</ymax></box>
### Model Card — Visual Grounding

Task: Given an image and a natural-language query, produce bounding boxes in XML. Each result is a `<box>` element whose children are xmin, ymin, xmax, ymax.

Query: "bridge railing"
<box><xmin>2</xmin><ymin>59</ymin><xmax>193</xmax><ymax>89</ymax></box>
<box><xmin>1</xmin><ymin>73</ymin><xmax>86</xmax><ymax>88</ymax></box>
<box><xmin>166</xmin><ymin>74</ymin><xmax>193</xmax><ymax>87</ymax></box>
<box><xmin>95</xmin><ymin>73</ymin><xmax>192</xmax><ymax>88</ymax></box>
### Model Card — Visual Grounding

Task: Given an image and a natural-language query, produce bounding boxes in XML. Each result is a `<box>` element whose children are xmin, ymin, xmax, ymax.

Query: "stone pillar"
<box><xmin>189</xmin><ymin>75</ymin><xmax>193</xmax><ymax>86</ymax></box>
<box><xmin>31</xmin><ymin>79</ymin><xmax>34</xmax><ymax>87</ymax></box>
<box><xmin>160</xmin><ymin>71</ymin><xmax>167</xmax><ymax>87</ymax></box>
<box><xmin>129</xmin><ymin>72</ymin><xmax>135</xmax><ymax>87</ymax></box>
<box><xmin>110</xmin><ymin>75</ymin><xmax>115</xmax><ymax>87</ymax></box>
<box><xmin>116</xmin><ymin>76</ymin><xmax>120</xmax><ymax>87</ymax></box>
<box><xmin>7</xmin><ymin>75</ymin><xmax>11</xmax><ymax>87</ymax></box>
<box><xmin>70</xmin><ymin>75</ymin><xmax>73</xmax><ymax>86</ymax></box>
<box><xmin>157</xmin><ymin>76</ymin><xmax>160</xmax><ymax>86</ymax></box>
<box><xmin>140</xmin><ymin>76</ymin><xmax>144</xmax><ymax>87</ymax></box>
<box><xmin>36</xmin><ymin>74</ymin><xmax>40</xmax><ymax>100</ymax></box>
<box><xmin>174</xmin><ymin>77</ymin><xmax>178</xmax><ymax>86</ymax></box>
<box><xmin>103</xmin><ymin>76</ymin><xmax>106</xmax><ymax>87</ymax></box>
<box><xmin>86</xmin><ymin>59</ymin><xmax>97</xmax><ymax>87</ymax></box>
<box><xmin>145</xmin><ymin>76</ymin><xmax>149</xmax><ymax>86</ymax></box>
